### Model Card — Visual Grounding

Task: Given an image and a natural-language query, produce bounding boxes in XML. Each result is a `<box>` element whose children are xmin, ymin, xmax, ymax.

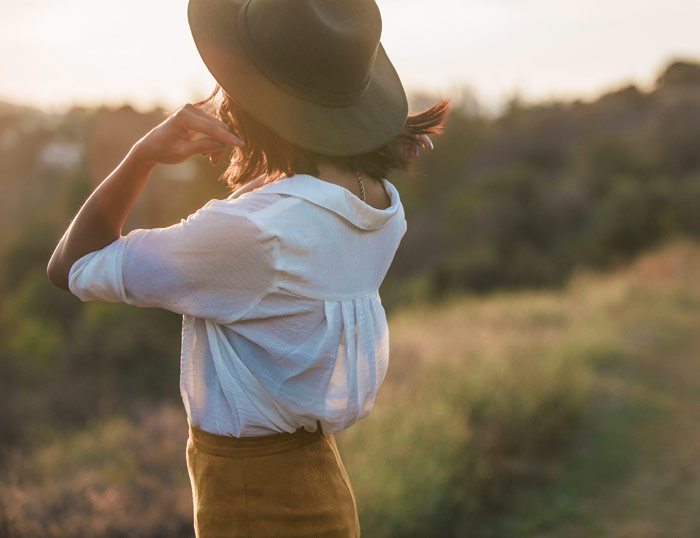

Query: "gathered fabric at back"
<box><xmin>68</xmin><ymin>174</ymin><xmax>407</xmax><ymax>436</ymax></box>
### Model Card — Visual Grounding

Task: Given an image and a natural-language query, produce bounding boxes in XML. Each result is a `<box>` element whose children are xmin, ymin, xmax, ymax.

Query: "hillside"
<box><xmin>3</xmin><ymin>239</ymin><xmax>699</xmax><ymax>537</ymax></box>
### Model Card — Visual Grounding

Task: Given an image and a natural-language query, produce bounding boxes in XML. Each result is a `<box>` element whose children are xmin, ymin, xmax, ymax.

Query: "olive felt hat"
<box><xmin>187</xmin><ymin>0</ymin><xmax>409</xmax><ymax>157</ymax></box>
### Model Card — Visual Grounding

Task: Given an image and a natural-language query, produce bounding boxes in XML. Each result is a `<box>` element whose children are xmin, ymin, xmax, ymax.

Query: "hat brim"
<box><xmin>187</xmin><ymin>0</ymin><xmax>409</xmax><ymax>157</ymax></box>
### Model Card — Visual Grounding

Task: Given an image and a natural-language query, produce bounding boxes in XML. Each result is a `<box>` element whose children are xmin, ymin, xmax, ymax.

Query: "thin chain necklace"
<box><xmin>355</xmin><ymin>170</ymin><xmax>366</xmax><ymax>203</ymax></box>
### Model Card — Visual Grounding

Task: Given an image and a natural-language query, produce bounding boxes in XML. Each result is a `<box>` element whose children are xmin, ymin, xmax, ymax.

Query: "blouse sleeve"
<box><xmin>68</xmin><ymin>200</ymin><xmax>279</xmax><ymax>324</ymax></box>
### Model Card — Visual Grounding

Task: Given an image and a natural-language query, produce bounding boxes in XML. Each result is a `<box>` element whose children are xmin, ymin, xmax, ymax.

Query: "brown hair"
<box><xmin>194</xmin><ymin>84</ymin><xmax>449</xmax><ymax>190</ymax></box>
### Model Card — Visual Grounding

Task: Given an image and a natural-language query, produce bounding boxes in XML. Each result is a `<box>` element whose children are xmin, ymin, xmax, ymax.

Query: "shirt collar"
<box><xmin>231</xmin><ymin>174</ymin><xmax>403</xmax><ymax>231</ymax></box>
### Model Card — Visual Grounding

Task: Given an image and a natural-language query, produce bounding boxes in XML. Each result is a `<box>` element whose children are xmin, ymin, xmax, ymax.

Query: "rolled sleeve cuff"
<box><xmin>68</xmin><ymin>235</ymin><xmax>130</xmax><ymax>303</ymax></box>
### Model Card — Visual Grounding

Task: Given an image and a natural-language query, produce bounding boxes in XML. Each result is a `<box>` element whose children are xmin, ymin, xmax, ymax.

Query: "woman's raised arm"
<box><xmin>47</xmin><ymin>103</ymin><xmax>243</xmax><ymax>290</ymax></box>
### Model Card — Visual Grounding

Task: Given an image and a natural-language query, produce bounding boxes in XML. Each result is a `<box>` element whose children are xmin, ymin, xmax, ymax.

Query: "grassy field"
<box><xmin>2</xmin><ymin>239</ymin><xmax>700</xmax><ymax>537</ymax></box>
<box><xmin>340</xmin><ymin>240</ymin><xmax>700</xmax><ymax>537</ymax></box>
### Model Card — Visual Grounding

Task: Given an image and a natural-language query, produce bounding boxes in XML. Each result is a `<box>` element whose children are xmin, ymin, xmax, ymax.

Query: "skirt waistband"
<box><xmin>188</xmin><ymin>421</ymin><xmax>324</xmax><ymax>459</ymax></box>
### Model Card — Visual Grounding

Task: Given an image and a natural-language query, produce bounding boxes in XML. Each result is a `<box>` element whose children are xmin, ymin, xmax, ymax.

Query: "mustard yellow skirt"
<box><xmin>186</xmin><ymin>421</ymin><xmax>361</xmax><ymax>537</ymax></box>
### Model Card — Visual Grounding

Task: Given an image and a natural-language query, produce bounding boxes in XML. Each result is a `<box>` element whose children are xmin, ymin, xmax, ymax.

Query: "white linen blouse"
<box><xmin>68</xmin><ymin>173</ymin><xmax>407</xmax><ymax>437</ymax></box>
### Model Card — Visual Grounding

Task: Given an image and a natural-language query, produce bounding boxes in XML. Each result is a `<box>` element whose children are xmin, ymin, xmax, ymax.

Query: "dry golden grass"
<box><xmin>0</xmin><ymin>405</ymin><xmax>192</xmax><ymax>537</ymax></box>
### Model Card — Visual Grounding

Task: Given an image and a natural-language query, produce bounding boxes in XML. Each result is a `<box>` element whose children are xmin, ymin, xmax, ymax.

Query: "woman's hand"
<box><xmin>397</xmin><ymin>133</ymin><xmax>434</xmax><ymax>161</ymax></box>
<box><xmin>417</xmin><ymin>134</ymin><xmax>434</xmax><ymax>153</ymax></box>
<box><xmin>131</xmin><ymin>103</ymin><xmax>243</xmax><ymax>166</ymax></box>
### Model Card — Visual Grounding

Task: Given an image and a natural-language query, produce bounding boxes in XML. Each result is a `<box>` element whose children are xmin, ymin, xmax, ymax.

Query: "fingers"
<box><xmin>417</xmin><ymin>135</ymin><xmax>434</xmax><ymax>151</ymax></box>
<box><xmin>208</xmin><ymin>148</ymin><xmax>227</xmax><ymax>166</ymax></box>
<box><xmin>184</xmin><ymin>136</ymin><xmax>228</xmax><ymax>157</ymax></box>
<box><xmin>396</xmin><ymin>135</ymin><xmax>434</xmax><ymax>160</ymax></box>
<box><xmin>177</xmin><ymin>104</ymin><xmax>244</xmax><ymax>148</ymax></box>
<box><xmin>186</xmin><ymin>103</ymin><xmax>232</xmax><ymax>133</ymax></box>
<box><xmin>412</xmin><ymin>135</ymin><xmax>434</xmax><ymax>157</ymax></box>
<box><xmin>197</xmin><ymin>145</ymin><xmax>227</xmax><ymax>166</ymax></box>
<box><xmin>187</xmin><ymin>114</ymin><xmax>244</xmax><ymax>147</ymax></box>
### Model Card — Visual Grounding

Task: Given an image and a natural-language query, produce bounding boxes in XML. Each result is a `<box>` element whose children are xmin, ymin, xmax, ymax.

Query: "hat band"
<box><xmin>236</xmin><ymin>0</ymin><xmax>371</xmax><ymax>108</ymax></box>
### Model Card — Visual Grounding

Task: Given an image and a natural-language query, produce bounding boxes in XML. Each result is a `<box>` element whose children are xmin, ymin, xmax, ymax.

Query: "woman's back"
<box><xmin>70</xmin><ymin>173</ymin><xmax>407</xmax><ymax>436</ymax></box>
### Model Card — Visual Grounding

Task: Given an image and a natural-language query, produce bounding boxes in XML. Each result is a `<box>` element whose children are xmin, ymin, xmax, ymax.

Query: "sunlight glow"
<box><xmin>0</xmin><ymin>0</ymin><xmax>698</xmax><ymax>113</ymax></box>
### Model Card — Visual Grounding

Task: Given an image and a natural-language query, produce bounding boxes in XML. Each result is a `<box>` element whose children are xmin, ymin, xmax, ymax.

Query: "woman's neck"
<box><xmin>314</xmin><ymin>162</ymin><xmax>390</xmax><ymax>210</ymax></box>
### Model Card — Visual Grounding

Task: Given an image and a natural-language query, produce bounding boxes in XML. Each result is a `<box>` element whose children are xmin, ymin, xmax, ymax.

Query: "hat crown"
<box><xmin>239</xmin><ymin>0</ymin><xmax>382</xmax><ymax>101</ymax></box>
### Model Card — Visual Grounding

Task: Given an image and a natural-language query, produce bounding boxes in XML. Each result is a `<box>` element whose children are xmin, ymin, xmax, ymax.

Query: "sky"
<box><xmin>0</xmin><ymin>0</ymin><xmax>698</xmax><ymax>114</ymax></box>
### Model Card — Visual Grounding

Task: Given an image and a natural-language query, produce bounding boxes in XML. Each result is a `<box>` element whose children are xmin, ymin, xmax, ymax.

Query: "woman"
<box><xmin>47</xmin><ymin>0</ymin><xmax>448</xmax><ymax>536</ymax></box>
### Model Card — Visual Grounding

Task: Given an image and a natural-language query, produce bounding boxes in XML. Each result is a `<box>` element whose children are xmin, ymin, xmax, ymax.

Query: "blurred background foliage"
<box><xmin>385</xmin><ymin>60</ymin><xmax>700</xmax><ymax>304</ymax></box>
<box><xmin>1</xmin><ymin>59</ymin><xmax>700</xmax><ymax>536</ymax></box>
